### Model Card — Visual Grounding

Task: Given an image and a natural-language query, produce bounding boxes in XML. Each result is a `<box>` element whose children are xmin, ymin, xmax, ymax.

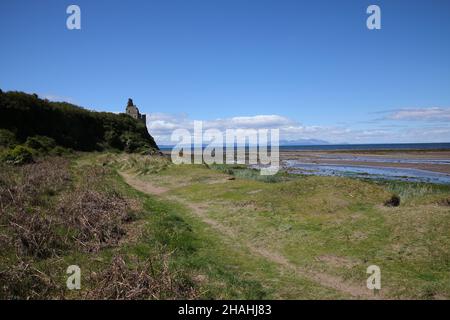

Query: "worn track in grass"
<box><xmin>119</xmin><ymin>170</ymin><xmax>384</xmax><ymax>299</ymax></box>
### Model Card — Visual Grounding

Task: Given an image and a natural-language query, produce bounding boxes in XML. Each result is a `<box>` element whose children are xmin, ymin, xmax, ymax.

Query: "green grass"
<box><xmin>110</xmin><ymin>166</ymin><xmax>343</xmax><ymax>299</ymax></box>
<box><xmin>117</xmin><ymin>154</ymin><xmax>450</xmax><ymax>299</ymax></box>
<box><xmin>378</xmin><ymin>180</ymin><xmax>450</xmax><ymax>204</ymax></box>
<box><xmin>2</xmin><ymin>152</ymin><xmax>448</xmax><ymax>299</ymax></box>
<box><xmin>209</xmin><ymin>163</ymin><xmax>287</xmax><ymax>183</ymax></box>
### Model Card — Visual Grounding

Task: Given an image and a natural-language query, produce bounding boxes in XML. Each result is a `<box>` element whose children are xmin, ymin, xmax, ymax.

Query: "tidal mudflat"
<box><xmin>281</xmin><ymin>150</ymin><xmax>450</xmax><ymax>184</ymax></box>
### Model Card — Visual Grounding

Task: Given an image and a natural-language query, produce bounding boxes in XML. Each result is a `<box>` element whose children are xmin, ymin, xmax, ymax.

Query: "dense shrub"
<box><xmin>50</xmin><ymin>145</ymin><xmax>71</xmax><ymax>156</ymax></box>
<box><xmin>104</xmin><ymin>130</ymin><xmax>124</xmax><ymax>150</ymax></box>
<box><xmin>25</xmin><ymin>135</ymin><xmax>56</xmax><ymax>152</ymax></box>
<box><xmin>0</xmin><ymin>129</ymin><xmax>17</xmax><ymax>148</ymax></box>
<box><xmin>0</xmin><ymin>91</ymin><xmax>159</xmax><ymax>152</ymax></box>
<box><xmin>1</xmin><ymin>145</ymin><xmax>34</xmax><ymax>165</ymax></box>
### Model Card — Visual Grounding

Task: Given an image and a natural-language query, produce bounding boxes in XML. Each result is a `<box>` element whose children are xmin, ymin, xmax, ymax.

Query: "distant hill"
<box><xmin>158</xmin><ymin>138</ymin><xmax>331</xmax><ymax>150</ymax></box>
<box><xmin>279</xmin><ymin>139</ymin><xmax>330</xmax><ymax>146</ymax></box>
<box><xmin>0</xmin><ymin>90</ymin><xmax>159</xmax><ymax>153</ymax></box>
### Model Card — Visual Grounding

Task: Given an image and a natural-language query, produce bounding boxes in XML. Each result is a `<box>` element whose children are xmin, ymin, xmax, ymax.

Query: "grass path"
<box><xmin>119</xmin><ymin>170</ymin><xmax>383</xmax><ymax>299</ymax></box>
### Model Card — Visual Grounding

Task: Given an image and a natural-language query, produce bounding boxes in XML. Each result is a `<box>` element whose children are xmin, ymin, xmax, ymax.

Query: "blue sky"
<box><xmin>1</xmin><ymin>0</ymin><xmax>450</xmax><ymax>144</ymax></box>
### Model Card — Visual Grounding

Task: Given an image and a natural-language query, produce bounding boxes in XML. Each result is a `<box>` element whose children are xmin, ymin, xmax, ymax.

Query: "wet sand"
<box><xmin>280</xmin><ymin>150</ymin><xmax>450</xmax><ymax>175</ymax></box>
<box><xmin>161</xmin><ymin>148</ymin><xmax>450</xmax><ymax>178</ymax></box>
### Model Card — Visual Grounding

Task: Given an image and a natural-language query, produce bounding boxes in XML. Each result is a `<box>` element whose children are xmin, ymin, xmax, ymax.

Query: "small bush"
<box><xmin>50</xmin><ymin>146</ymin><xmax>70</xmax><ymax>156</ymax></box>
<box><xmin>25</xmin><ymin>136</ymin><xmax>56</xmax><ymax>152</ymax></box>
<box><xmin>0</xmin><ymin>129</ymin><xmax>17</xmax><ymax>148</ymax></box>
<box><xmin>1</xmin><ymin>145</ymin><xmax>34</xmax><ymax>165</ymax></box>
<box><xmin>384</xmin><ymin>194</ymin><xmax>401</xmax><ymax>207</ymax></box>
<box><xmin>104</xmin><ymin>130</ymin><xmax>124</xmax><ymax>150</ymax></box>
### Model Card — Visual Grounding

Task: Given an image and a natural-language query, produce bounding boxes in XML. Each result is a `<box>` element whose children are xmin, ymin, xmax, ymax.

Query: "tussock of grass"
<box><xmin>115</xmin><ymin>154</ymin><xmax>171</xmax><ymax>175</ymax></box>
<box><xmin>384</xmin><ymin>194</ymin><xmax>401</xmax><ymax>207</ymax></box>
<box><xmin>377</xmin><ymin>180</ymin><xmax>450</xmax><ymax>206</ymax></box>
<box><xmin>209</xmin><ymin>163</ymin><xmax>285</xmax><ymax>183</ymax></box>
<box><xmin>384</xmin><ymin>182</ymin><xmax>436</xmax><ymax>200</ymax></box>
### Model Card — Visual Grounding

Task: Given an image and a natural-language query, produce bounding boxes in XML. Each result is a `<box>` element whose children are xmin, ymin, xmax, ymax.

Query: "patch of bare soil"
<box><xmin>247</xmin><ymin>190</ymin><xmax>262</xmax><ymax>195</ymax></box>
<box><xmin>317</xmin><ymin>255</ymin><xmax>359</xmax><ymax>268</ymax></box>
<box><xmin>120</xmin><ymin>172</ymin><xmax>168</xmax><ymax>195</ymax></box>
<box><xmin>206</xmin><ymin>178</ymin><xmax>231</xmax><ymax>185</ymax></box>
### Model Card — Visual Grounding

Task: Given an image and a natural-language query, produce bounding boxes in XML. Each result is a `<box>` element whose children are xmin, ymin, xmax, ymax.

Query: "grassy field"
<box><xmin>114</xmin><ymin>153</ymin><xmax>450</xmax><ymax>299</ymax></box>
<box><xmin>1</xmin><ymin>152</ymin><xmax>449</xmax><ymax>299</ymax></box>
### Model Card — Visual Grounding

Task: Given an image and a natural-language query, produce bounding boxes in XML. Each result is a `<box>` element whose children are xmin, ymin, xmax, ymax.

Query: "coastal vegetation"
<box><xmin>114</xmin><ymin>154</ymin><xmax>450</xmax><ymax>299</ymax></box>
<box><xmin>0</xmin><ymin>91</ymin><xmax>159</xmax><ymax>159</ymax></box>
<box><xmin>0</xmin><ymin>91</ymin><xmax>448</xmax><ymax>299</ymax></box>
<box><xmin>2</xmin><ymin>150</ymin><xmax>447</xmax><ymax>299</ymax></box>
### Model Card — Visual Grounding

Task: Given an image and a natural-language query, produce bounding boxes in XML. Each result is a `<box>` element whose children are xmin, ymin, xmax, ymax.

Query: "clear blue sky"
<box><xmin>1</xmin><ymin>0</ymin><xmax>450</xmax><ymax>143</ymax></box>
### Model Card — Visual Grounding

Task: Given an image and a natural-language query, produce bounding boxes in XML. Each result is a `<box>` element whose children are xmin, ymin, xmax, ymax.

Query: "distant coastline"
<box><xmin>279</xmin><ymin>142</ymin><xmax>450</xmax><ymax>151</ymax></box>
<box><xmin>159</xmin><ymin>142</ymin><xmax>450</xmax><ymax>151</ymax></box>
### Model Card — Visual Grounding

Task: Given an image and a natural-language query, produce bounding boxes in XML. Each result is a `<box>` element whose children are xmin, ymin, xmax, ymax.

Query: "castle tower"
<box><xmin>125</xmin><ymin>98</ymin><xmax>146</xmax><ymax>124</ymax></box>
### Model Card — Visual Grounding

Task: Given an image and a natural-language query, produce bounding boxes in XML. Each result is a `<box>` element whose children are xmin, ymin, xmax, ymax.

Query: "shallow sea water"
<box><xmin>284</xmin><ymin>160</ymin><xmax>450</xmax><ymax>184</ymax></box>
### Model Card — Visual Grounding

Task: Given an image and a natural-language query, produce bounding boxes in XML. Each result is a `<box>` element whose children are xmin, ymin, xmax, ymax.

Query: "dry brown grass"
<box><xmin>86</xmin><ymin>255</ymin><xmax>198</xmax><ymax>300</ymax></box>
<box><xmin>0</xmin><ymin>159</ymin><xmax>71</xmax><ymax>258</ymax></box>
<box><xmin>438</xmin><ymin>198</ymin><xmax>450</xmax><ymax>206</ymax></box>
<box><xmin>0</xmin><ymin>159</ymin><xmax>135</xmax><ymax>255</ymax></box>
<box><xmin>0</xmin><ymin>156</ymin><xmax>199</xmax><ymax>300</ymax></box>
<box><xmin>0</xmin><ymin>159</ymin><xmax>72</xmax><ymax>298</ymax></box>
<box><xmin>0</xmin><ymin>259</ymin><xmax>63</xmax><ymax>299</ymax></box>
<box><xmin>8</xmin><ymin>210</ymin><xmax>67</xmax><ymax>258</ymax></box>
<box><xmin>58</xmin><ymin>189</ymin><xmax>130</xmax><ymax>252</ymax></box>
<box><xmin>0</xmin><ymin>158</ymin><xmax>70</xmax><ymax>209</ymax></box>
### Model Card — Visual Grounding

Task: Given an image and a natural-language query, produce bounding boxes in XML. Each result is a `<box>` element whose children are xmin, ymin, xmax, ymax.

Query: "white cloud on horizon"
<box><xmin>147</xmin><ymin>112</ymin><xmax>450</xmax><ymax>145</ymax></box>
<box><xmin>385</xmin><ymin>107</ymin><xmax>450</xmax><ymax>121</ymax></box>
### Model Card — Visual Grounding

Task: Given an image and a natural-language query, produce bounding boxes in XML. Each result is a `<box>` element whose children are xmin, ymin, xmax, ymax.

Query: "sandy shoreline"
<box><xmin>280</xmin><ymin>150</ymin><xmax>450</xmax><ymax>175</ymax></box>
<box><xmin>161</xmin><ymin>149</ymin><xmax>450</xmax><ymax>175</ymax></box>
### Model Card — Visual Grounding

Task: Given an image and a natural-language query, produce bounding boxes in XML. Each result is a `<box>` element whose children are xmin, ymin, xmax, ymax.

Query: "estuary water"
<box><xmin>284</xmin><ymin>160</ymin><xmax>450</xmax><ymax>184</ymax></box>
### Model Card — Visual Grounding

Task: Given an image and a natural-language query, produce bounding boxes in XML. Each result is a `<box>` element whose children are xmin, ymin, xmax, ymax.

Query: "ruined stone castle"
<box><xmin>125</xmin><ymin>98</ymin><xmax>146</xmax><ymax>124</ymax></box>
